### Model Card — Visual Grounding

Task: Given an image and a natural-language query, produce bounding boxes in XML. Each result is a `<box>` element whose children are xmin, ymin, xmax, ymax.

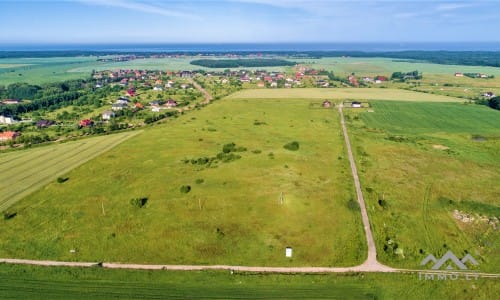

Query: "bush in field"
<box><xmin>283</xmin><ymin>141</ymin><xmax>300</xmax><ymax>151</ymax></box>
<box><xmin>180</xmin><ymin>185</ymin><xmax>191</xmax><ymax>193</ymax></box>
<box><xmin>347</xmin><ymin>199</ymin><xmax>359</xmax><ymax>211</ymax></box>
<box><xmin>130</xmin><ymin>197</ymin><xmax>148</xmax><ymax>208</ymax></box>
<box><xmin>3</xmin><ymin>212</ymin><xmax>17</xmax><ymax>220</ymax></box>
<box><xmin>57</xmin><ymin>177</ymin><xmax>69</xmax><ymax>183</ymax></box>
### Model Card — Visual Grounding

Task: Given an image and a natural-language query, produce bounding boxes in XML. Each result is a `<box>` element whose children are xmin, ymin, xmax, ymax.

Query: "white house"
<box><xmin>351</xmin><ymin>102</ymin><xmax>362</xmax><ymax>108</ymax></box>
<box><xmin>102</xmin><ymin>110</ymin><xmax>115</xmax><ymax>120</ymax></box>
<box><xmin>0</xmin><ymin>115</ymin><xmax>17</xmax><ymax>124</ymax></box>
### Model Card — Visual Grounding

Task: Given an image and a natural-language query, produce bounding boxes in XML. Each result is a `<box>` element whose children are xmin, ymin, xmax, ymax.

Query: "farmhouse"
<box><xmin>36</xmin><ymin>120</ymin><xmax>54</xmax><ymax>128</ymax></box>
<box><xmin>1</xmin><ymin>99</ymin><xmax>21</xmax><ymax>105</ymax></box>
<box><xmin>322</xmin><ymin>100</ymin><xmax>332</xmax><ymax>108</ymax></box>
<box><xmin>165</xmin><ymin>99</ymin><xmax>178</xmax><ymax>108</ymax></box>
<box><xmin>0</xmin><ymin>115</ymin><xmax>17</xmax><ymax>124</ymax></box>
<box><xmin>455</xmin><ymin>72</ymin><xmax>464</xmax><ymax>77</ymax></box>
<box><xmin>0</xmin><ymin>131</ymin><xmax>20</xmax><ymax>141</ymax></box>
<box><xmin>116</xmin><ymin>97</ymin><xmax>130</xmax><ymax>105</ymax></box>
<box><xmin>351</xmin><ymin>101</ymin><xmax>362</xmax><ymax>108</ymax></box>
<box><xmin>348</xmin><ymin>75</ymin><xmax>359</xmax><ymax>87</ymax></box>
<box><xmin>482</xmin><ymin>92</ymin><xmax>496</xmax><ymax>98</ymax></box>
<box><xmin>102</xmin><ymin>110</ymin><xmax>115</xmax><ymax>120</ymax></box>
<box><xmin>79</xmin><ymin>119</ymin><xmax>93</xmax><ymax>127</ymax></box>
<box><xmin>112</xmin><ymin>103</ymin><xmax>126</xmax><ymax>111</ymax></box>
<box><xmin>126</xmin><ymin>88</ymin><xmax>136</xmax><ymax>97</ymax></box>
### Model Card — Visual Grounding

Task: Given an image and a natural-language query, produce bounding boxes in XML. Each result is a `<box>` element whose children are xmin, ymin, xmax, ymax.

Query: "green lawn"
<box><xmin>228</xmin><ymin>88</ymin><xmax>463</xmax><ymax>102</ymax></box>
<box><xmin>345</xmin><ymin>101</ymin><xmax>500</xmax><ymax>273</ymax></box>
<box><xmin>0</xmin><ymin>264</ymin><xmax>498</xmax><ymax>299</ymax></box>
<box><xmin>0</xmin><ymin>131</ymin><xmax>141</xmax><ymax>212</ymax></box>
<box><xmin>0</xmin><ymin>98</ymin><xmax>365</xmax><ymax>267</ymax></box>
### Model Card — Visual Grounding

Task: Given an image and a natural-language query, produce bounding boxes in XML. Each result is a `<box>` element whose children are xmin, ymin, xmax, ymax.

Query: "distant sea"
<box><xmin>1</xmin><ymin>42</ymin><xmax>500</xmax><ymax>52</ymax></box>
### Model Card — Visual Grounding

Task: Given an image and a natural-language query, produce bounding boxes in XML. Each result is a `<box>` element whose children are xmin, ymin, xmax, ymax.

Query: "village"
<box><xmin>0</xmin><ymin>64</ymin><xmax>497</xmax><ymax>147</ymax></box>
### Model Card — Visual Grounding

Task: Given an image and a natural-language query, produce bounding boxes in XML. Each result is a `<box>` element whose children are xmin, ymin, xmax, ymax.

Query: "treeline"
<box><xmin>190</xmin><ymin>59</ymin><xmax>296</xmax><ymax>68</ymax></box>
<box><xmin>391</xmin><ymin>70</ymin><xmax>422</xmax><ymax>81</ymax></box>
<box><xmin>477</xmin><ymin>96</ymin><xmax>500</xmax><ymax>110</ymax></box>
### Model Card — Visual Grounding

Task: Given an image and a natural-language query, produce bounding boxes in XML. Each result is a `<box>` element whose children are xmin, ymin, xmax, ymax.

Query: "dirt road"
<box><xmin>338</xmin><ymin>104</ymin><xmax>391</xmax><ymax>271</ymax></box>
<box><xmin>188</xmin><ymin>78</ymin><xmax>213</xmax><ymax>104</ymax></box>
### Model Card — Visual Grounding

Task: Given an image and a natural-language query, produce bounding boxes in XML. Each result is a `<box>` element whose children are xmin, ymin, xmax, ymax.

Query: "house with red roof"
<box><xmin>79</xmin><ymin>119</ymin><xmax>94</xmax><ymax>127</ymax></box>
<box><xmin>126</xmin><ymin>88</ymin><xmax>136</xmax><ymax>97</ymax></box>
<box><xmin>0</xmin><ymin>131</ymin><xmax>20</xmax><ymax>141</ymax></box>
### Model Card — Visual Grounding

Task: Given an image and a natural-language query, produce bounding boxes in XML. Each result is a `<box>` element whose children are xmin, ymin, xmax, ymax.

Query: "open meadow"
<box><xmin>344</xmin><ymin>101</ymin><xmax>500</xmax><ymax>273</ymax></box>
<box><xmin>228</xmin><ymin>88</ymin><xmax>463</xmax><ymax>102</ymax></box>
<box><xmin>295</xmin><ymin>57</ymin><xmax>500</xmax><ymax>76</ymax></box>
<box><xmin>0</xmin><ymin>97</ymin><xmax>366</xmax><ymax>267</ymax></box>
<box><xmin>0</xmin><ymin>131</ymin><xmax>142</xmax><ymax>212</ymax></box>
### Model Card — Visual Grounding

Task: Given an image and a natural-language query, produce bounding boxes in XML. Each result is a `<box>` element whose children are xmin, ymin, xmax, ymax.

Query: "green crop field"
<box><xmin>228</xmin><ymin>88</ymin><xmax>463</xmax><ymax>102</ymax></box>
<box><xmin>0</xmin><ymin>57</ymin><xmax>97</xmax><ymax>85</ymax></box>
<box><xmin>0</xmin><ymin>98</ymin><xmax>365</xmax><ymax>267</ymax></box>
<box><xmin>344</xmin><ymin>101</ymin><xmax>500</xmax><ymax>273</ymax></box>
<box><xmin>295</xmin><ymin>57</ymin><xmax>500</xmax><ymax>76</ymax></box>
<box><xmin>0</xmin><ymin>131</ymin><xmax>142</xmax><ymax>212</ymax></box>
<box><xmin>0</xmin><ymin>264</ymin><xmax>498</xmax><ymax>299</ymax></box>
<box><xmin>358</xmin><ymin>101</ymin><xmax>500</xmax><ymax>134</ymax></box>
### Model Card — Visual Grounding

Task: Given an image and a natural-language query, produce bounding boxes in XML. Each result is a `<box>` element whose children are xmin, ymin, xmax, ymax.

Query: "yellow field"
<box><xmin>227</xmin><ymin>88</ymin><xmax>463</xmax><ymax>102</ymax></box>
<box><xmin>0</xmin><ymin>131</ymin><xmax>141</xmax><ymax>212</ymax></box>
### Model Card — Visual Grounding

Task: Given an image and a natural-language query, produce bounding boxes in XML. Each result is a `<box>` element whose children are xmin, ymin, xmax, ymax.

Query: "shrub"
<box><xmin>347</xmin><ymin>199</ymin><xmax>359</xmax><ymax>211</ymax></box>
<box><xmin>57</xmin><ymin>177</ymin><xmax>69</xmax><ymax>183</ymax></box>
<box><xmin>180</xmin><ymin>185</ymin><xmax>191</xmax><ymax>193</ymax></box>
<box><xmin>283</xmin><ymin>141</ymin><xmax>300</xmax><ymax>151</ymax></box>
<box><xmin>222</xmin><ymin>143</ymin><xmax>236</xmax><ymax>153</ymax></box>
<box><xmin>195</xmin><ymin>178</ymin><xmax>204</xmax><ymax>184</ymax></box>
<box><xmin>130</xmin><ymin>197</ymin><xmax>148</xmax><ymax>208</ymax></box>
<box><xmin>3</xmin><ymin>212</ymin><xmax>17</xmax><ymax>220</ymax></box>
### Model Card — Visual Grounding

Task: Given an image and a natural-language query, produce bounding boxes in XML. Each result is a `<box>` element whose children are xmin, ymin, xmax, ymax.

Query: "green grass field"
<box><xmin>0</xmin><ymin>264</ymin><xmax>498</xmax><ymax>299</ymax></box>
<box><xmin>295</xmin><ymin>57</ymin><xmax>500</xmax><ymax>76</ymax></box>
<box><xmin>0</xmin><ymin>131</ymin><xmax>142</xmax><ymax>212</ymax></box>
<box><xmin>0</xmin><ymin>98</ymin><xmax>365</xmax><ymax>267</ymax></box>
<box><xmin>228</xmin><ymin>88</ymin><xmax>463</xmax><ymax>102</ymax></box>
<box><xmin>0</xmin><ymin>57</ymin><xmax>97</xmax><ymax>85</ymax></box>
<box><xmin>345</xmin><ymin>101</ymin><xmax>499</xmax><ymax>273</ymax></box>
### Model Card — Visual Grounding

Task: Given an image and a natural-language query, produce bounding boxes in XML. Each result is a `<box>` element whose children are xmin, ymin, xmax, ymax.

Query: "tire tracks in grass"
<box><xmin>0</xmin><ymin>131</ymin><xmax>141</xmax><ymax>212</ymax></box>
<box><xmin>421</xmin><ymin>184</ymin><xmax>435</xmax><ymax>251</ymax></box>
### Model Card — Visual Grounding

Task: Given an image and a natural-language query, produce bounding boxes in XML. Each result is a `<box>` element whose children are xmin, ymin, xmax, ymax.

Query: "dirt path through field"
<box><xmin>188</xmin><ymin>78</ymin><xmax>213</xmax><ymax>104</ymax></box>
<box><xmin>338</xmin><ymin>103</ymin><xmax>392</xmax><ymax>272</ymax></box>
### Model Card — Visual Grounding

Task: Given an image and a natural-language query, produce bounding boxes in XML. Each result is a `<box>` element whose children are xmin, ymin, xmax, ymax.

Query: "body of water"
<box><xmin>1</xmin><ymin>42</ymin><xmax>500</xmax><ymax>52</ymax></box>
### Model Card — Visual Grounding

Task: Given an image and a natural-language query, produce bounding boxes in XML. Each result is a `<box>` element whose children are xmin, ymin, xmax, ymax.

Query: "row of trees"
<box><xmin>190</xmin><ymin>58</ymin><xmax>296</xmax><ymax>68</ymax></box>
<box><xmin>391</xmin><ymin>70</ymin><xmax>422</xmax><ymax>81</ymax></box>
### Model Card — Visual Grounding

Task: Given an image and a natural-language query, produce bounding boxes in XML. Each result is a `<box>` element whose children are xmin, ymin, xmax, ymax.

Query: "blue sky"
<box><xmin>0</xmin><ymin>0</ymin><xmax>499</xmax><ymax>44</ymax></box>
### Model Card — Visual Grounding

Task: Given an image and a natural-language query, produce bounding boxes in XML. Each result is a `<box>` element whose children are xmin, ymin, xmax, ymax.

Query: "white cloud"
<box><xmin>435</xmin><ymin>3</ymin><xmax>475</xmax><ymax>12</ymax></box>
<box><xmin>77</xmin><ymin>0</ymin><xmax>200</xmax><ymax>19</ymax></box>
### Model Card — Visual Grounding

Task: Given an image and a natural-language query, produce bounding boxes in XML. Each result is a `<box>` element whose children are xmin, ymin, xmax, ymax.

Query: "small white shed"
<box><xmin>285</xmin><ymin>247</ymin><xmax>293</xmax><ymax>258</ymax></box>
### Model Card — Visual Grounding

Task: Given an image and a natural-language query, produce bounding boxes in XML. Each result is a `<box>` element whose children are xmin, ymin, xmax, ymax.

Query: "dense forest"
<box><xmin>190</xmin><ymin>59</ymin><xmax>296</xmax><ymax>68</ymax></box>
<box><xmin>1</xmin><ymin>50</ymin><xmax>499</xmax><ymax>67</ymax></box>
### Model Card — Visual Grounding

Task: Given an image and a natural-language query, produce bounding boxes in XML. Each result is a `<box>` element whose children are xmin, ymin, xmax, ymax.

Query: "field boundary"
<box><xmin>1</xmin><ymin>258</ymin><xmax>499</xmax><ymax>278</ymax></box>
